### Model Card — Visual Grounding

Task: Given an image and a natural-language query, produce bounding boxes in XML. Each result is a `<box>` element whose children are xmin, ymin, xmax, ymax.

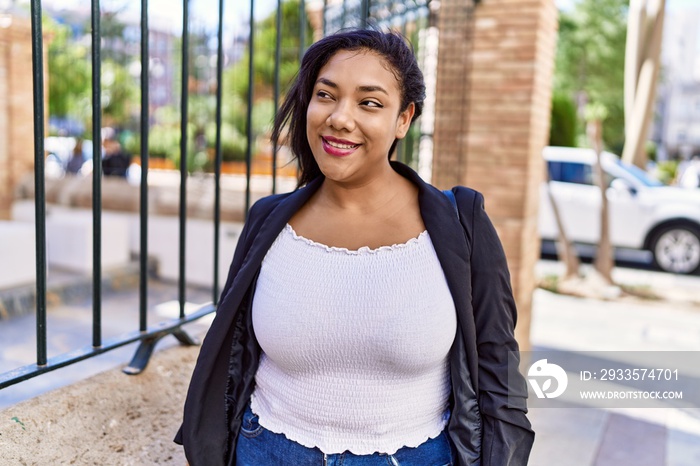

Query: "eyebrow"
<box><xmin>316</xmin><ymin>78</ymin><xmax>389</xmax><ymax>96</ymax></box>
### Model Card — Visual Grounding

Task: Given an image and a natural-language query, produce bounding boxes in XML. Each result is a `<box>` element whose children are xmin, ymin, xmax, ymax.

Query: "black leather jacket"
<box><xmin>175</xmin><ymin>162</ymin><xmax>534</xmax><ymax>465</ymax></box>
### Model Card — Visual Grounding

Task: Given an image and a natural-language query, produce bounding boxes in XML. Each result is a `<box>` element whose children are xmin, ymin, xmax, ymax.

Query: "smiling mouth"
<box><xmin>322</xmin><ymin>137</ymin><xmax>360</xmax><ymax>150</ymax></box>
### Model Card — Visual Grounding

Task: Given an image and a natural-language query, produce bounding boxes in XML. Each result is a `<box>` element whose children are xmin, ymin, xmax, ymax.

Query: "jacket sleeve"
<box><xmin>468</xmin><ymin>191</ymin><xmax>535</xmax><ymax>465</ymax></box>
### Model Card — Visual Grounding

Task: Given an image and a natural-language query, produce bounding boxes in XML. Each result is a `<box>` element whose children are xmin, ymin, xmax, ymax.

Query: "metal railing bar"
<box><xmin>0</xmin><ymin>304</ymin><xmax>216</xmax><ymax>390</ymax></box>
<box><xmin>139</xmin><ymin>0</ymin><xmax>150</xmax><ymax>331</ymax></box>
<box><xmin>213</xmin><ymin>0</ymin><xmax>225</xmax><ymax>303</ymax></box>
<box><xmin>122</xmin><ymin>325</ymin><xmax>198</xmax><ymax>375</ymax></box>
<box><xmin>179</xmin><ymin>0</ymin><xmax>190</xmax><ymax>319</ymax></box>
<box><xmin>341</xmin><ymin>0</ymin><xmax>346</xmax><ymax>29</ymax></box>
<box><xmin>91</xmin><ymin>0</ymin><xmax>103</xmax><ymax>348</ymax></box>
<box><xmin>361</xmin><ymin>0</ymin><xmax>370</xmax><ymax>27</ymax></box>
<box><xmin>374</xmin><ymin>5</ymin><xmax>428</xmax><ymax>26</ymax></box>
<box><xmin>30</xmin><ymin>0</ymin><xmax>47</xmax><ymax>367</ymax></box>
<box><xmin>272</xmin><ymin>0</ymin><xmax>282</xmax><ymax>195</ymax></box>
<box><xmin>244</xmin><ymin>0</ymin><xmax>254</xmax><ymax>218</ymax></box>
<box><xmin>299</xmin><ymin>0</ymin><xmax>306</xmax><ymax>60</ymax></box>
<box><xmin>326</xmin><ymin>1</ymin><xmax>429</xmax><ymax>31</ymax></box>
<box><xmin>322</xmin><ymin>0</ymin><xmax>327</xmax><ymax>35</ymax></box>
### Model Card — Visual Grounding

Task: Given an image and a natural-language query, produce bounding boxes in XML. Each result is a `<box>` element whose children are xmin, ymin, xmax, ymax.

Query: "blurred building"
<box><xmin>654</xmin><ymin>7</ymin><xmax>700</xmax><ymax>160</ymax></box>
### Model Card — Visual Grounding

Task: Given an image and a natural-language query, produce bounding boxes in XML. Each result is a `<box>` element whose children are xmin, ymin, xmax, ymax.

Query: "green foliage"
<box><xmin>98</xmin><ymin>9</ymin><xmax>129</xmax><ymax>65</ymax></box>
<box><xmin>584</xmin><ymin>102</ymin><xmax>609</xmax><ymax>122</ymax></box>
<box><xmin>549</xmin><ymin>92</ymin><xmax>578</xmax><ymax>147</ymax></box>
<box><xmin>46</xmin><ymin>13</ymin><xmax>138</xmax><ymax>131</ymax></box>
<box><xmin>645</xmin><ymin>140</ymin><xmax>657</xmax><ymax>161</ymax></box>
<box><xmin>147</xmin><ymin>122</ymin><xmax>209</xmax><ymax>171</ymax></box>
<box><xmin>224</xmin><ymin>0</ymin><xmax>309</xmax><ymax>102</ymax></box>
<box><xmin>222</xmin><ymin>92</ymin><xmax>248</xmax><ymax>136</ymax></box>
<box><xmin>553</xmin><ymin>0</ymin><xmax>628</xmax><ymax>152</ymax></box>
<box><xmin>655</xmin><ymin>160</ymin><xmax>679</xmax><ymax>185</ymax></box>
<box><xmin>189</xmin><ymin>94</ymin><xmax>216</xmax><ymax>130</ymax></box>
<box><xmin>209</xmin><ymin>0</ymin><xmax>309</xmax><ymax>171</ymax></box>
<box><xmin>145</xmin><ymin>115</ymin><xmax>252</xmax><ymax>168</ymax></box>
<box><xmin>121</xmin><ymin>130</ymin><xmax>141</xmax><ymax>155</ymax></box>
<box><xmin>101</xmin><ymin>60</ymin><xmax>139</xmax><ymax>124</ymax></box>
<box><xmin>205</xmin><ymin>123</ymin><xmax>248</xmax><ymax>162</ymax></box>
<box><xmin>45</xmin><ymin>17</ymin><xmax>91</xmax><ymax>120</ymax></box>
<box><xmin>252</xmin><ymin>98</ymin><xmax>275</xmax><ymax>136</ymax></box>
<box><xmin>256</xmin><ymin>0</ymin><xmax>311</xmax><ymax>90</ymax></box>
<box><xmin>148</xmin><ymin>124</ymin><xmax>181</xmax><ymax>159</ymax></box>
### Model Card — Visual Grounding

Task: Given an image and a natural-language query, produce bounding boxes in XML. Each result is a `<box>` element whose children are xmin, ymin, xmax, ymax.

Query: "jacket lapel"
<box><xmin>392</xmin><ymin>163</ymin><xmax>472</xmax><ymax>306</ymax></box>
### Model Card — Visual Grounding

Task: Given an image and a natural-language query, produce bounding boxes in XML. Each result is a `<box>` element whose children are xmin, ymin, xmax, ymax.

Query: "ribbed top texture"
<box><xmin>250</xmin><ymin>224</ymin><xmax>457</xmax><ymax>455</ymax></box>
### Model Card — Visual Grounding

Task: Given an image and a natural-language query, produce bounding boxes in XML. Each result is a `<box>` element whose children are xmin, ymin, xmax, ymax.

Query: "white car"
<box><xmin>539</xmin><ymin>146</ymin><xmax>700</xmax><ymax>274</ymax></box>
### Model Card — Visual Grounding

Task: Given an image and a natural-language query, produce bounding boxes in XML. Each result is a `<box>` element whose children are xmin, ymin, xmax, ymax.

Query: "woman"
<box><xmin>176</xmin><ymin>29</ymin><xmax>533</xmax><ymax>466</ymax></box>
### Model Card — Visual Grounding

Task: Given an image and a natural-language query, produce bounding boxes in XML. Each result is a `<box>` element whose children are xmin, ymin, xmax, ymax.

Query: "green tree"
<box><xmin>45</xmin><ymin>18</ymin><xmax>91</xmax><ymax>121</ymax></box>
<box><xmin>224</xmin><ymin>0</ymin><xmax>311</xmax><ymax>105</ymax></box>
<box><xmin>46</xmin><ymin>13</ymin><xmax>139</xmax><ymax>132</ymax></box>
<box><xmin>102</xmin><ymin>59</ymin><xmax>139</xmax><ymax>125</ymax></box>
<box><xmin>98</xmin><ymin>8</ymin><xmax>129</xmax><ymax>65</ymax></box>
<box><xmin>553</xmin><ymin>0</ymin><xmax>628</xmax><ymax>152</ymax></box>
<box><xmin>549</xmin><ymin>91</ymin><xmax>578</xmax><ymax>147</ymax></box>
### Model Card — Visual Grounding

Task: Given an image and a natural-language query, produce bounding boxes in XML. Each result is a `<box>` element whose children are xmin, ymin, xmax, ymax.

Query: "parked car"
<box><xmin>539</xmin><ymin>146</ymin><xmax>700</xmax><ymax>274</ymax></box>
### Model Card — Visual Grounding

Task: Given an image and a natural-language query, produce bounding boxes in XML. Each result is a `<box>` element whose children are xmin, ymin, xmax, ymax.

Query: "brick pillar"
<box><xmin>432</xmin><ymin>0</ymin><xmax>558</xmax><ymax>351</ymax></box>
<box><xmin>0</xmin><ymin>15</ymin><xmax>47</xmax><ymax>220</ymax></box>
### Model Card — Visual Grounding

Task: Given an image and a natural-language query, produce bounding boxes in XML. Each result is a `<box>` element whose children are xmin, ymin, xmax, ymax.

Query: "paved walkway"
<box><xmin>528</xmin><ymin>262</ymin><xmax>700</xmax><ymax>466</ymax></box>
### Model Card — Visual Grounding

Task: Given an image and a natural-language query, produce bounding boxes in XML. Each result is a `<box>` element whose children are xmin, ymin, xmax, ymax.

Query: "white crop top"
<box><xmin>250</xmin><ymin>224</ymin><xmax>457</xmax><ymax>455</ymax></box>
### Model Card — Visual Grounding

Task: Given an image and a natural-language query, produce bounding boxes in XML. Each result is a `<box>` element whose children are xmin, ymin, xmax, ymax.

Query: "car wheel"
<box><xmin>651</xmin><ymin>226</ymin><xmax>700</xmax><ymax>274</ymax></box>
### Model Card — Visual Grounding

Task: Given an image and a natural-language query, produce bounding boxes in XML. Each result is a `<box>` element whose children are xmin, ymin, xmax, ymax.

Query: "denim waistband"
<box><xmin>235</xmin><ymin>404</ymin><xmax>454</xmax><ymax>466</ymax></box>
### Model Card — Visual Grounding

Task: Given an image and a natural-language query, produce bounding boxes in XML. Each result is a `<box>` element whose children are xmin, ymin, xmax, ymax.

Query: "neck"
<box><xmin>318</xmin><ymin>163</ymin><xmax>407</xmax><ymax>214</ymax></box>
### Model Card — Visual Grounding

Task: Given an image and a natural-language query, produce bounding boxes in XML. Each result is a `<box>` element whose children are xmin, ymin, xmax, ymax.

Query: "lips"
<box><xmin>321</xmin><ymin>136</ymin><xmax>360</xmax><ymax>157</ymax></box>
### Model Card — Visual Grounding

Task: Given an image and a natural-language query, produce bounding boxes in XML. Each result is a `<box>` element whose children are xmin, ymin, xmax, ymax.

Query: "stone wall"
<box><xmin>0</xmin><ymin>14</ymin><xmax>47</xmax><ymax>220</ymax></box>
<box><xmin>433</xmin><ymin>0</ymin><xmax>559</xmax><ymax>350</ymax></box>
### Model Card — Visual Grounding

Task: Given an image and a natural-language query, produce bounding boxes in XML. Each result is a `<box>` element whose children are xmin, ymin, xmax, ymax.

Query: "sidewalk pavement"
<box><xmin>528</xmin><ymin>261</ymin><xmax>700</xmax><ymax>466</ymax></box>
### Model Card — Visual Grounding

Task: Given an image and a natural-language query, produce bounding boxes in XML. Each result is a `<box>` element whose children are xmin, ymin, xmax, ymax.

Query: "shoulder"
<box><xmin>448</xmin><ymin>186</ymin><xmax>484</xmax><ymax>219</ymax></box>
<box><xmin>249</xmin><ymin>191</ymin><xmax>291</xmax><ymax>216</ymax></box>
<box><xmin>450</xmin><ymin>186</ymin><xmax>481</xmax><ymax>202</ymax></box>
<box><xmin>244</xmin><ymin>191</ymin><xmax>295</xmax><ymax>231</ymax></box>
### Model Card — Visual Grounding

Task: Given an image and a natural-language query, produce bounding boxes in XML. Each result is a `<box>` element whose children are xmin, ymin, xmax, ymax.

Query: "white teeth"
<box><xmin>325</xmin><ymin>139</ymin><xmax>357</xmax><ymax>150</ymax></box>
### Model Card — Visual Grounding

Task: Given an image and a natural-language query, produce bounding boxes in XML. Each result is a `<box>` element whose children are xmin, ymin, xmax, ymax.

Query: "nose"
<box><xmin>326</xmin><ymin>100</ymin><xmax>356</xmax><ymax>132</ymax></box>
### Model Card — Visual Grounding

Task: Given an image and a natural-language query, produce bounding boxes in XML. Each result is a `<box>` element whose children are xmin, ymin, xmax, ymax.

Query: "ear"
<box><xmin>394</xmin><ymin>102</ymin><xmax>415</xmax><ymax>139</ymax></box>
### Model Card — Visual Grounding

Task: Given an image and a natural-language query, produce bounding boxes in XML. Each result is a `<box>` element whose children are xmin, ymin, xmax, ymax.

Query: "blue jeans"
<box><xmin>235</xmin><ymin>404</ymin><xmax>454</xmax><ymax>465</ymax></box>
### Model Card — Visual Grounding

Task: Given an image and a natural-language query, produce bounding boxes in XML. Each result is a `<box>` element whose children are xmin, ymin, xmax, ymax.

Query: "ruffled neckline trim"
<box><xmin>284</xmin><ymin>224</ymin><xmax>429</xmax><ymax>255</ymax></box>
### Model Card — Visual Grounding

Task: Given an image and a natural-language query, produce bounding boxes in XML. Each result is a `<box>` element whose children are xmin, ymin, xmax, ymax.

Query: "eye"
<box><xmin>316</xmin><ymin>90</ymin><xmax>332</xmax><ymax>99</ymax></box>
<box><xmin>361</xmin><ymin>100</ymin><xmax>383</xmax><ymax>108</ymax></box>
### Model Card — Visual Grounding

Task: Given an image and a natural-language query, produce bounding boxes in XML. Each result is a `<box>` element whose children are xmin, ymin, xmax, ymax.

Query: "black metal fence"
<box><xmin>0</xmin><ymin>0</ymin><xmax>432</xmax><ymax>390</ymax></box>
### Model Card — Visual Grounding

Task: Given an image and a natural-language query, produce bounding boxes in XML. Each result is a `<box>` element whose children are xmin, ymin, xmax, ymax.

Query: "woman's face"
<box><xmin>306</xmin><ymin>49</ymin><xmax>415</xmax><ymax>185</ymax></box>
